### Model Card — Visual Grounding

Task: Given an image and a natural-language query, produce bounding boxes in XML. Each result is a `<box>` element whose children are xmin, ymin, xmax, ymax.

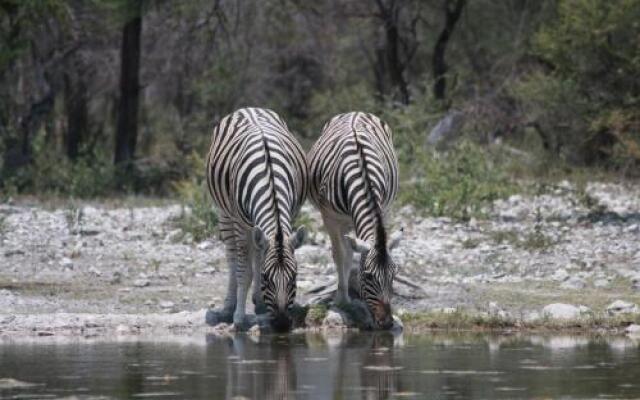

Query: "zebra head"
<box><xmin>252</xmin><ymin>226</ymin><xmax>306</xmax><ymax>332</ymax></box>
<box><xmin>346</xmin><ymin>228</ymin><xmax>403</xmax><ymax>329</ymax></box>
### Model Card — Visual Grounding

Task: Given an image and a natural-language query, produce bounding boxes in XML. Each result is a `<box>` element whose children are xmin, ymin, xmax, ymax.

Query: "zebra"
<box><xmin>206</xmin><ymin>107</ymin><xmax>307</xmax><ymax>331</ymax></box>
<box><xmin>308</xmin><ymin>112</ymin><xmax>402</xmax><ymax>329</ymax></box>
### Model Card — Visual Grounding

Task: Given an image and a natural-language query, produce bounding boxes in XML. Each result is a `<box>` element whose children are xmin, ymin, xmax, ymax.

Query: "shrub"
<box><xmin>398</xmin><ymin>141</ymin><xmax>518</xmax><ymax>220</ymax></box>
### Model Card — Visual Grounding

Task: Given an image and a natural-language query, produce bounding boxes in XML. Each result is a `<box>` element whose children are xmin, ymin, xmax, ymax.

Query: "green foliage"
<box><xmin>398</xmin><ymin>141</ymin><xmax>518</xmax><ymax>220</ymax></box>
<box><xmin>171</xmin><ymin>152</ymin><xmax>217</xmax><ymax>242</ymax></box>
<box><xmin>514</xmin><ymin>0</ymin><xmax>640</xmax><ymax>167</ymax></box>
<box><xmin>304</xmin><ymin>304</ymin><xmax>328</xmax><ymax>327</ymax></box>
<box><xmin>1</xmin><ymin>132</ymin><xmax>116</xmax><ymax>198</ymax></box>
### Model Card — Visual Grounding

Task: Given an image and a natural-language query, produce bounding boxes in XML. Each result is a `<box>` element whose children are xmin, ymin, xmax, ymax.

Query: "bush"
<box><xmin>398</xmin><ymin>141</ymin><xmax>518</xmax><ymax>220</ymax></box>
<box><xmin>171</xmin><ymin>151</ymin><xmax>218</xmax><ymax>242</ymax></box>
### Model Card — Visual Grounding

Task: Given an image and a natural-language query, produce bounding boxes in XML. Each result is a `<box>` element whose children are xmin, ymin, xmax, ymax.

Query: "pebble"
<box><xmin>606</xmin><ymin>300</ymin><xmax>639</xmax><ymax>315</ymax></box>
<box><xmin>560</xmin><ymin>277</ymin><xmax>586</xmax><ymax>290</ymax></box>
<box><xmin>159</xmin><ymin>301</ymin><xmax>175</xmax><ymax>309</ymax></box>
<box><xmin>626</xmin><ymin>324</ymin><xmax>640</xmax><ymax>334</ymax></box>
<box><xmin>322</xmin><ymin>310</ymin><xmax>348</xmax><ymax>328</ymax></box>
<box><xmin>133</xmin><ymin>278</ymin><xmax>150</xmax><ymax>288</ymax></box>
<box><xmin>60</xmin><ymin>257</ymin><xmax>74</xmax><ymax>269</ymax></box>
<box><xmin>542</xmin><ymin>303</ymin><xmax>589</xmax><ymax>320</ymax></box>
<box><xmin>197</xmin><ymin>241</ymin><xmax>214</xmax><ymax>250</ymax></box>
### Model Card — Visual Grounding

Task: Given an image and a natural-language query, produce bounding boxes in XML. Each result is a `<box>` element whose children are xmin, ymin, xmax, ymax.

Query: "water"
<box><xmin>1</xmin><ymin>333</ymin><xmax>640</xmax><ymax>399</ymax></box>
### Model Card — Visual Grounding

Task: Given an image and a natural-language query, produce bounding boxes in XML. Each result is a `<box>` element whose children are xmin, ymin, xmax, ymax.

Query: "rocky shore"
<box><xmin>1</xmin><ymin>181</ymin><xmax>639</xmax><ymax>337</ymax></box>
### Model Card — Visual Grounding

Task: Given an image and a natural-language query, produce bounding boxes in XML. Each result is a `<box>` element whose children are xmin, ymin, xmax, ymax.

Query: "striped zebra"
<box><xmin>206</xmin><ymin>107</ymin><xmax>307</xmax><ymax>331</ymax></box>
<box><xmin>308</xmin><ymin>112</ymin><xmax>402</xmax><ymax>329</ymax></box>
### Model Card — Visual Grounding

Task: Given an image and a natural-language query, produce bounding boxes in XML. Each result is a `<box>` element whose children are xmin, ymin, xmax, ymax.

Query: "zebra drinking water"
<box><xmin>308</xmin><ymin>112</ymin><xmax>402</xmax><ymax>329</ymax></box>
<box><xmin>206</xmin><ymin>107</ymin><xmax>307</xmax><ymax>332</ymax></box>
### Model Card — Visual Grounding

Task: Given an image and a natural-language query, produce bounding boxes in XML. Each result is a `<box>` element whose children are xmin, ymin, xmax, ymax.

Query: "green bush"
<box><xmin>398</xmin><ymin>141</ymin><xmax>518</xmax><ymax>220</ymax></box>
<box><xmin>171</xmin><ymin>152</ymin><xmax>218</xmax><ymax>242</ymax></box>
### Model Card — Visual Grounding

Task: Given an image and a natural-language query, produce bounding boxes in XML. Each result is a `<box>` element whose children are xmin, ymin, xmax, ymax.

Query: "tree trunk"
<box><xmin>64</xmin><ymin>73</ymin><xmax>88</xmax><ymax>161</ymax></box>
<box><xmin>114</xmin><ymin>1</ymin><xmax>142</xmax><ymax>169</ymax></box>
<box><xmin>433</xmin><ymin>0</ymin><xmax>466</xmax><ymax>102</ymax></box>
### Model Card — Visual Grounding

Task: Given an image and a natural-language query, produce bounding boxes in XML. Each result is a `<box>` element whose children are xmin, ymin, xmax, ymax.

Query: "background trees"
<box><xmin>0</xmin><ymin>0</ymin><xmax>638</xmax><ymax>197</ymax></box>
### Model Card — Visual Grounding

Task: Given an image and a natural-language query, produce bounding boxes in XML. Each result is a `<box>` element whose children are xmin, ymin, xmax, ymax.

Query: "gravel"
<box><xmin>1</xmin><ymin>181</ymin><xmax>639</xmax><ymax>336</ymax></box>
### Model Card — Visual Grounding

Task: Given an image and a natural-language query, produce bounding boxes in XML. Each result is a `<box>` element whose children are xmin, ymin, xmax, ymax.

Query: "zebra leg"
<box><xmin>232</xmin><ymin>225</ymin><xmax>253</xmax><ymax>330</ymax></box>
<box><xmin>250</xmin><ymin>244</ymin><xmax>268</xmax><ymax>315</ymax></box>
<box><xmin>324</xmin><ymin>216</ymin><xmax>352</xmax><ymax>305</ymax></box>
<box><xmin>219</xmin><ymin>213</ymin><xmax>237</xmax><ymax>322</ymax></box>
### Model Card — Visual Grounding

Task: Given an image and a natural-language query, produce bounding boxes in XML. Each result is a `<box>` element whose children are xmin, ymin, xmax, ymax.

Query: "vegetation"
<box><xmin>1</xmin><ymin>0</ymin><xmax>638</xmax><ymax>221</ymax></box>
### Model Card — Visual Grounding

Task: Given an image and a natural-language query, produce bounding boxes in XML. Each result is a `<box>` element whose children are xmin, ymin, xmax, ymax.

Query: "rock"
<box><xmin>606</xmin><ymin>300</ymin><xmax>639</xmax><ymax>315</ymax></box>
<box><xmin>165</xmin><ymin>229</ymin><xmax>182</xmax><ymax>243</ymax></box>
<box><xmin>390</xmin><ymin>315</ymin><xmax>404</xmax><ymax>333</ymax></box>
<box><xmin>551</xmin><ymin>268</ymin><xmax>569</xmax><ymax>282</ymax></box>
<box><xmin>524</xmin><ymin>311</ymin><xmax>541</xmax><ymax>323</ymax></box>
<box><xmin>593</xmin><ymin>278</ymin><xmax>610</xmax><ymax>288</ymax></box>
<box><xmin>197</xmin><ymin>240</ymin><xmax>214</xmax><ymax>250</ymax></box>
<box><xmin>133</xmin><ymin>278</ymin><xmax>150</xmax><ymax>288</ymax></box>
<box><xmin>560</xmin><ymin>277</ymin><xmax>586</xmax><ymax>290</ymax></box>
<box><xmin>159</xmin><ymin>300</ymin><xmax>175</xmax><ymax>309</ymax></box>
<box><xmin>60</xmin><ymin>257</ymin><xmax>74</xmax><ymax>269</ymax></box>
<box><xmin>626</xmin><ymin>324</ymin><xmax>640</xmax><ymax>334</ymax></box>
<box><xmin>115</xmin><ymin>324</ymin><xmax>131</xmax><ymax>335</ymax></box>
<box><xmin>542</xmin><ymin>303</ymin><xmax>589</xmax><ymax>320</ymax></box>
<box><xmin>247</xmin><ymin>324</ymin><xmax>261</xmax><ymax>336</ymax></box>
<box><xmin>322</xmin><ymin>309</ymin><xmax>347</xmax><ymax>329</ymax></box>
<box><xmin>88</xmin><ymin>266</ymin><xmax>102</xmax><ymax>276</ymax></box>
<box><xmin>426</xmin><ymin>110</ymin><xmax>465</xmax><ymax>147</ymax></box>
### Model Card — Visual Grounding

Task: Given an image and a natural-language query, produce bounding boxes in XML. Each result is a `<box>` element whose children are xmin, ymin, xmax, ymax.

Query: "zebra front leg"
<box><xmin>325</xmin><ymin>217</ymin><xmax>352</xmax><ymax>305</ymax></box>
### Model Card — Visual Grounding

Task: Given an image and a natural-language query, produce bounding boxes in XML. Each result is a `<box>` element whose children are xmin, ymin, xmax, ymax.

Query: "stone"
<box><xmin>606</xmin><ymin>300</ymin><xmax>640</xmax><ymax>316</ymax></box>
<box><xmin>159</xmin><ymin>301</ymin><xmax>175</xmax><ymax>309</ymax></box>
<box><xmin>197</xmin><ymin>240</ymin><xmax>214</xmax><ymax>250</ymax></box>
<box><xmin>593</xmin><ymin>278</ymin><xmax>610</xmax><ymax>288</ymax></box>
<box><xmin>626</xmin><ymin>324</ymin><xmax>640</xmax><ymax>334</ymax></box>
<box><xmin>165</xmin><ymin>229</ymin><xmax>182</xmax><ymax>243</ymax></box>
<box><xmin>542</xmin><ymin>303</ymin><xmax>588</xmax><ymax>320</ymax></box>
<box><xmin>551</xmin><ymin>268</ymin><xmax>569</xmax><ymax>282</ymax></box>
<box><xmin>133</xmin><ymin>278</ymin><xmax>150</xmax><ymax>288</ymax></box>
<box><xmin>60</xmin><ymin>257</ymin><xmax>74</xmax><ymax>269</ymax></box>
<box><xmin>322</xmin><ymin>310</ymin><xmax>347</xmax><ymax>328</ymax></box>
<box><xmin>115</xmin><ymin>324</ymin><xmax>131</xmax><ymax>335</ymax></box>
<box><xmin>390</xmin><ymin>315</ymin><xmax>404</xmax><ymax>333</ymax></box>
<box><xmin>560</xmin><ymin>277</ymin><xmax>586</xmax><ymax>290</ymax></box>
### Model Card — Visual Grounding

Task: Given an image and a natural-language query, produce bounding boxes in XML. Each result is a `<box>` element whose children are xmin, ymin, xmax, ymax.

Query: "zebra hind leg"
<box><xmin>231</xmin><ymin>225</ymin><xmax>254</xmax><ymax>330</ymax></box>
<box><xmin>324</xmin><ymin>216</ymin><xmax>352</xmax><ymax>305</ymax></box>
<box><xmin>205</xmin><ymin>213</ymin><xmax>236</xmax><ymax>325</ymax></box>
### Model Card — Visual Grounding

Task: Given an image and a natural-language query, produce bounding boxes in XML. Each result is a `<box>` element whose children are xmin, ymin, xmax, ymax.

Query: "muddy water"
<box><xmin>1</xmin><ymin>333</ymin><xmax>640</xmax><ymax>399</ymax></box>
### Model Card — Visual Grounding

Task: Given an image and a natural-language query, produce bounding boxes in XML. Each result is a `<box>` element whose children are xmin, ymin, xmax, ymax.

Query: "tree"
<box><xmin>114</xmin><ymin>0</ymin><xmax>142</xmax><ymax>170</ymax></box>
<box><xmin>432</xmin><ymin>0</ymin><xmax>466</xmax><ymax>102</ymax></box>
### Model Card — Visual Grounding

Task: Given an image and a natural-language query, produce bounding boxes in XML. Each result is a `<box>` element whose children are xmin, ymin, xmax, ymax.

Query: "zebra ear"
<box><xmin>345</xmin><ymin>235</ymin><xmax>371</xmax><ymax>253</ymax></box>
<box><xmin>289</xmin><ymin>226</ymin><xmax>306</xmax><ymax>249</ymax></box>
<box><xmin>252</xmin><ymin>227</ymin><xmax>268</xmax><ymax>250</ymax></box>
<box><xmin>388</xmin><ymin>227</ymin><xmax>404</xmax><ymax>250</ymax></box>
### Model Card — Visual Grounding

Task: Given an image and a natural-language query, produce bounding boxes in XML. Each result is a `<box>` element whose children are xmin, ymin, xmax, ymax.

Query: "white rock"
<box><xmin>626</xmin><ymin>324</ymin><xmax>640</xmax><ymax>333</ymax></box>
<box><xmin>115</xmin><ymin>324</ymin><xmax>131</xmax><ymax>335</ymax></box>
<box><xmin>390</xmin><ymin>315</ymin><xmax>404</xmax><ymax>332</ymax></box>
<box><xmin>133</xmin><ymin>278</ymin><xmax>150</xmax><ymax>288</ymax></box>
<box><xmin>322</xmin><ymin>310</ymin><xmax>347</xmax><ymax>328</ymax></box>
<box><xmin>606</xmin><ymin>300</ymin><xmax>640</xmax><ymax>315</ymax></box>
<box><xmin>159</xmin><ymin>301</ymin><xmax>175</xmax><ymax>309</ymax></box>
<box><xmin>560</xmin><ymin>277</ymin><xmax>586</xmax><ymax>290</ymax></box>
<box><xmin>60</xmin><ymin>257</ymin><xmax>74</xmax><ymax>269</ymax></box>
<box><xmin>197</xmin><ymin>240</ymin><xmax>214</xmax><ymax>250</ymax></box>
<box><xmin>542</xmin><ymin>303</ymin><xmax>589</xmax><ymax>320</ymax></box>
<box><xmin>165</xmin><ymin>229</ymin><xmax>182</xmax><ymax>243</ymax></box>
<box><xmin>551</xmin><ymin>269</ymin><xmax>569</xmax><ymax>282</ymax></box>
<box><xmin>593</xmin><ymin>278</ymin><xmax>610</xmax><ymax>288</ymax></box>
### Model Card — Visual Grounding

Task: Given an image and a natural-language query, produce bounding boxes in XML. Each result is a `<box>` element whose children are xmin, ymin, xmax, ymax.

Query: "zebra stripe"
<box><xmin>206</xmin><ymin>107</ymin><xmax>307</xmax><ymax>331</ymax></box>
<box><xmin>308</xmin><ymin>111</ymin><xmax>400</xmax><ymax>329</ymax></box>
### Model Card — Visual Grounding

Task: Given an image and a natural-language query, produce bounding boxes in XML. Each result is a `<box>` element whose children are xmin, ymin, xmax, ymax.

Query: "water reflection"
<box><xmin>0</xmin><ymin>333</ymin><xmax>639</xmax><ymax>399</ymax></box>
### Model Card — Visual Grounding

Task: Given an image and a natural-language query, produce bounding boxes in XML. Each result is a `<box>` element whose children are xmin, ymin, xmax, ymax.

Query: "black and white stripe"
<box><xmin>308</xmin><ymin>112</ymin><xmax>401</xmax><ymax>329</ymax></box>
<box><xmin>206</xmin><ymin>107</ymin><xmax>307</xmax><ymax>331</ymax></box>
